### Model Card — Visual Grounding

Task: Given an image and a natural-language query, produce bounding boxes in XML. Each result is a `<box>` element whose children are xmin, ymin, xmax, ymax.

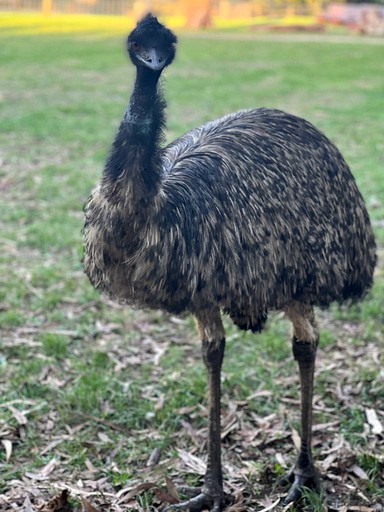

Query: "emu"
<box><xmin>83</xmin><ymin>14</ymin><xmax>376</xmax><ymax>511</ymax></box>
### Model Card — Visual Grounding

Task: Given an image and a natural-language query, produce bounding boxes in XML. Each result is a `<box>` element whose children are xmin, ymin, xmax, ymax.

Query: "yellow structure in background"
<box><xmin>0</xmin><ymin>11</ymin><xmax>321</xmax><ymax>35</ymax></box>
<box><xmin>0</xmin><ymin>0</ymin><xmax>325</xmax><ymax>28</ymax></box>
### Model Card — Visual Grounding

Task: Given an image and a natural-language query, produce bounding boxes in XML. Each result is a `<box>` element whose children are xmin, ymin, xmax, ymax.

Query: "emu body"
<box><xmin>83</xmin><ymin>14</ymin><xmax>376</xmax><ymax>510</ymax></box>
<box><xmin>84</xmin><ymin>108</ymin><xmax>375</xmax><ymax>322</ymax></box>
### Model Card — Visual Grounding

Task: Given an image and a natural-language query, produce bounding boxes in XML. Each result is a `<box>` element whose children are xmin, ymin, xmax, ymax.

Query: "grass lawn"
<box><xmin>0</xmin><ymin>14</ymin><xmax>383</xmax><ymax>512</ymax></box>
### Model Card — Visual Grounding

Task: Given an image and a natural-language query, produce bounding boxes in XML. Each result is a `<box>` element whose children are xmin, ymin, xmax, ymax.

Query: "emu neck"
<box><xmin>126</xmin><ymin>67</ymin><xmax>161</xmax><ymax>124</ymax></box>
<box><xmin>102</xmin><ymin>66</ymin><xmax>165</xmax><ymax>207</ymax></box>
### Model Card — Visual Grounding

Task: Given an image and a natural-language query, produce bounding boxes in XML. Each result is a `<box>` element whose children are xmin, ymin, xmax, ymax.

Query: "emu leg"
<box><xmin>282</xmin><ymin>336</ymin><xmax>320</xmax><ymax>504</ymax></box>
<box><xmin>164</xmin><ymin>311</ymin><xmax>226</xmax><ymax>512</ymax></box>
<box><xmin>201</xmin><ymin>337</ymin><xmax>225</xmax><ymax>502</ymax></box>
<box><xmin>282</xmin><ymin>303</ymin><xmax>320</xmax><ymax>504</ymax></box>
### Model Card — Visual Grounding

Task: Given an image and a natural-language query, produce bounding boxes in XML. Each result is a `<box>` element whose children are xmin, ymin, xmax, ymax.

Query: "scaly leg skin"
<box><xmin>282</xmin><ymin>464</ymin><xmax>321</xmax><ymax>505</ymax></box>
<box><xmin>281</xmin><ymin>303</ymin><xmax>322</xmax><ymax>505</ymax></box>
<box><xmin>282</xmin><ymin>333</ymin><xmax>321</xmax><ymax>505</ymax></box>
<box><xmin>164</xmin><ymin>311</ymin><xmax>227</xmax><ymax>512</ymax></box>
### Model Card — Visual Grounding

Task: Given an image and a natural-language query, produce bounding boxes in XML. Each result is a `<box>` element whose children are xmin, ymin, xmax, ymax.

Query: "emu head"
<box><xmin>127</xmin><ymin>14</ymin><xmax>177</xmax><ymax>72</ymax></box>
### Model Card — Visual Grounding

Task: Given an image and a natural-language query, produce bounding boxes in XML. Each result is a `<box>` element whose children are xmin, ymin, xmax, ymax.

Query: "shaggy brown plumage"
<box><xmin>84</xmin><ymin>108</ymin><xmax>376</xmax><ymax>324</ymax></box>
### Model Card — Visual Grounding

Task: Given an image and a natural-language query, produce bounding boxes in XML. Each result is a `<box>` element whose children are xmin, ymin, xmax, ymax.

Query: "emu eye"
<box><xmin>131</xmin><ymin>41</ymin><xmax>140</xmax><ymax>51</ymax></box>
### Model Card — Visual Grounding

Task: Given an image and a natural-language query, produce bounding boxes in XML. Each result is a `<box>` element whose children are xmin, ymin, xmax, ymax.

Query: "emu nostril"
<box><xmin>143</xmin><ymin>50</ymin><xmax>165</xmax><ymax>70</ymax></box>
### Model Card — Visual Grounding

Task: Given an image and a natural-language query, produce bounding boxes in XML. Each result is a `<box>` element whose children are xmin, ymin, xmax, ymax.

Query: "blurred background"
<box><xmin>0</xmin><ymin>0</ymin><xmax>384</xmax><ymax>33</ymax></box>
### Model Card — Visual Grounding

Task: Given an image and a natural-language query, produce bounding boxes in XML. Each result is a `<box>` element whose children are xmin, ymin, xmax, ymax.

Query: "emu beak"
<box><xmin>141</xmin><ymin>49</ymin><xmax>166</xmax><ymax>71</ymax></box>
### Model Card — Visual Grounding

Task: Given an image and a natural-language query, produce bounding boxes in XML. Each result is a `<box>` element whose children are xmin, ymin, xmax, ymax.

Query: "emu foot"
<box><xmin>163</xmin><ymin>483</ymin><xmax>227</xmax><ymax>512</ymax></box>
<box><xmin>280</xmin><ymin>465</ymin><xmax>321</xmax><ymax>505</ymax></box>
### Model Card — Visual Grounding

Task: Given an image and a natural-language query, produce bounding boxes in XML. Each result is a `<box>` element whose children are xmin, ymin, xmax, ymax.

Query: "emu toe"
<box><xmin>280</xmin><ymin>464</ymin><xmax>321</xmax><ymax>505</ymax></box>
<box><xmin>163</xmin><ymin>483</ymin><xmax>227</xmax><ymax>512</ymax></box>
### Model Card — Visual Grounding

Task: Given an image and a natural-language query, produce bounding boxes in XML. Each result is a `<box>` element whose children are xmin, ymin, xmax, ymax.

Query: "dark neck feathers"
<box><xmin>102</xmin><ymin>67</ymin><xmax>166</xmax><ymax>205</ymax></box>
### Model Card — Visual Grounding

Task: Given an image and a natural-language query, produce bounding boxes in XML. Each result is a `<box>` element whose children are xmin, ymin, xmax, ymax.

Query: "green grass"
<box><xmin>0</xmin><ymin>15</ymin><xmax>383</xmax><ymax>511</ymax></box>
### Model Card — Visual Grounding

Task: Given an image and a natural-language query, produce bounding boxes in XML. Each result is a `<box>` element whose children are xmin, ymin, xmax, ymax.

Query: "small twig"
<box><xmin>78</xmin><ymin>413</ymin><xmax>130</xmax><ymax>435</ymax></box>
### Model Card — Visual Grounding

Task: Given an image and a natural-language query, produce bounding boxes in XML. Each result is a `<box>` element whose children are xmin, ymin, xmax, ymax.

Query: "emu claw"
<box><xmin>163</xmin><ymin>488</ymin><xmax>226</xmax><ymax>512</ymax></box>
<box><xmin>280</xmin><ymin>466</ymin><xmax>321</xmax><ymax>505</ymax></box>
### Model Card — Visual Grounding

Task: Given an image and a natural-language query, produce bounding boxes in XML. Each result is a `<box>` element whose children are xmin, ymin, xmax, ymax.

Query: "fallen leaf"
<box><xmin>225</xmin><ymin>491</ymin><xmax>247</xmax><ymax>511</ymax></box>
<box><xmin>81</xmin><ymin>498</ymin><xmax>101</xmax><ymax>512</ymax></box>
<box><xmin>97</xmin><ymin>432</ymin><xmax>111</xmax><ymax>443</ymax></box>
<box><xmin>275</xmin><ymin>452</ymin><xmax>287</xmax><ymax>468</ymax></box>
<box><xmin>25</xmin><ymin>459</ymin><xmax>57</xmax><ymax>481</ymax></box>
<box><xmin>40</xmin><ymin>439</ymin><xmax>65</xmax><ymax>456</ymax></box>
<box><xmin>39</xmin><ymin>459</ymin><xmax>58</xmax><ymax>477</ymax></box>
<box><xmin>321</xmin><ymin>435</ymin><xmax>345</xmax><ymax>455</ymax></box>
<box><xmin>117</xmin><ymin>482</ymin><xmax>159</xmax><ymax>501</ymax></box>
<box><xmin>247</xmin><ymin>390</ymin><xmax>273</xmax><ymax>400</ymax></box>
<box><xmin>8</xmin><ymin>405</ymin><xmax>28</xmax><ymax>425</ymax></box>
<box><xmin>257</xmin><ymin>497</ymin><xmax>281</xmax><ymax>511</ymax></box>
<box><xmin>22</xmin><ymin>495</ymin><xmax>35</xmax><ymax>512</ymax></box>
<box><xmin>177</xmin><ymin>406</ymin><xmax>196</xmax><ymax>414</ymax></box>
<box><xmin>349</xmin><ymin>464</ymin><xmax>369</xmax><ymax>480</ymax></box>
<box><xmin>320</xmin><ymin>452</ymin><xmax>338</xmax><ymax>471</ymax></box>
<box><xmin>291</xmin><ymin>428</ymin><xmax>301</xmax><ymax>451</ymax></box>
<box><xmin>312</xmin><ymin>420</ymin><xmax>340</xmax><ymax>431</ymax></box>
<box><xmin>1</xmin><ymin>439</ymin><xmax>12</xmax><ymax>462</ymax></box>
<box><xmin>146</xmin><ymin>447</ymin><xmax>161</xmax><ymax>466</ymax></box>
<box><xmin>177</xmin><ymin>448</ymin><xmax>206</xmax><ymax>475</ymax></box>
<box><xmin>165</xmin><ymin>477</ymin><xmax>179</xmax><ymax>501</ymax></box>
<box><xmin>365</xmin><ymin>408</ymin><xmax>383</xmax><ymax>435</ymax></box>
<box><xmin>221</xmin><ymin>417</ymin><xmax>239</xmax><ymax>440</ymax></box>
<box><xmin>25</xmin><ymin>472</ymin><xmax>50</xmax><ymax>481</ymax></box>
<box><xmin>153</xmin><ymin>487</ymin><xmax>179</xmax><ymax>505</ymax></box>
<box><xmin>84</xmin><ymin>459</ymin><xmax>96</xmax><ymax>473</ymax></box>
<box><xmin>348</xmin><ymin>507</ymin><xmax>375</xmax><ymax>512</ymax></box>
<box><xmin>356</xmin><ymin>490</ymin><xmax>372</xmax><ymax>503</ymax></box>
<box><xmin>38</xmin><ymin>490</ymin><xmax>70</xmax><ymax>511</ymax></box>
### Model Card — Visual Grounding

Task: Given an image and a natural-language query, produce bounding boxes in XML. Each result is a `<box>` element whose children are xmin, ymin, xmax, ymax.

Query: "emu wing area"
<box><xmin>157</xmin><ymin>108</ymin><xmax>375</xmax><ymax>318</ymax></box>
